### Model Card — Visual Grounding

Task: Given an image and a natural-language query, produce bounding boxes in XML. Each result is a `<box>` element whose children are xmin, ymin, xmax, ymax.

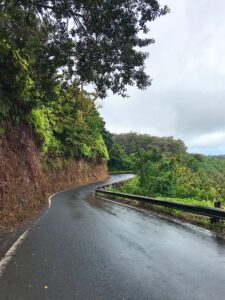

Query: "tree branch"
<box><xmin>35</xmin><ymin>4</ymin><xmax>84</xmax><ymax>18</ymax></box>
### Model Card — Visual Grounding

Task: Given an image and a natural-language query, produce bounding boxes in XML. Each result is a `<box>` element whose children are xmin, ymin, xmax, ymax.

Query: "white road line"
<box><xmin>0</xmin><ymin>179</ymin><xmax>107</xmax><ymax>279</ymax></box>
<box><xmin>0</xmin><ymin>185</ymin><xmax>79</xmax><ymax>279</ymax></box>
<box><xmin>0</xmin><ymin>193</ymin><xmax>56</xmax><ymax>279</ymax></box>
<box><xmin>0</xmin><ymin>229</ymin><xmax>29</xmax><ymax>279</ymax></box>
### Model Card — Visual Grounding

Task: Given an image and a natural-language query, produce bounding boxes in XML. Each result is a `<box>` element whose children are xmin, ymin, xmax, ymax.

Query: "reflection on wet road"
<box><xmin>1</xmin><ymin>174</ymin><xmax>225</xmax><ymax>300</ymax></box>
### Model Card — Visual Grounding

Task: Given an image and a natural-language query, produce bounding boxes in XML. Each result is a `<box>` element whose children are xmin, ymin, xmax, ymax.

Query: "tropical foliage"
<box><xmin>0</xmin><ymin>0</ymin><xmax>168</xmax><ymax>161</ymax></box>
<box><xmin>108</xmin><ymin>133</ymin><xmax>225</xmax><ymax>205</ymax></box>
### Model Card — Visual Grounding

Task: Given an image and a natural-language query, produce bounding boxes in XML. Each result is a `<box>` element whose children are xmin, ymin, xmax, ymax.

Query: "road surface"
<box><xmin>1</xmin><ymin>174</ymin><xmax>225</xmax><ymax>300</ymax></box>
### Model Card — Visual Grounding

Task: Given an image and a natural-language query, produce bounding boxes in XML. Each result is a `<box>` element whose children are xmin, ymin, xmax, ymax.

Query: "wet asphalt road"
<box><xmin>1</xmin><ymin>174</ymin><xmax>225</xmax><ymax>300</ymax></box>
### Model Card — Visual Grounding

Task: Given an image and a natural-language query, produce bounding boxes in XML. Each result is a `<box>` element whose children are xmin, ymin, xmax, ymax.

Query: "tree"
<box><xmin>112</xmin><ymin>132</ymin><xmax>186</xmax><ymax>155</ymax></box>
<box><xmin>1</xmin><ymin>0</ymin><xmax>169</xmax><ymax>99</ymax></box>
<box><xmin>108</xmin><ymin>143</ymin><xmax>129</xmax><ymax>171</ymax></box>
<box><xmin>102</xmin><ymin>129</ymin><xmax>114</xmax><ymax>151</ymax></box>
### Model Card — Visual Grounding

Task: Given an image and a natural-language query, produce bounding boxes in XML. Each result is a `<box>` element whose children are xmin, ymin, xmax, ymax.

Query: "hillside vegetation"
<box><xmin>107</xmin><ymin>132</ymin><xmax>225</xmax><ymax>205</ymax></box>
<box><xmin>0</xmin><ymin>8</ymin><xmax>109</xmax><ymax>162</ymax></box>
<box><xmin>0</xmin><ymin>1</ymin><xmax>168</xmax><ymax>229</ymax></box>
<box><xmin>0</xmin><ymin>0</ymin><xmax>168</xmax><ymax>162</ymax></box>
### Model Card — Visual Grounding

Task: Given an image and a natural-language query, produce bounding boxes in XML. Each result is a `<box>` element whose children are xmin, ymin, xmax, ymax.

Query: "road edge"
<box><xmin>96</xmin><ymin>194</ymin><xmax>225</xmax><ymax>241</ymax></box>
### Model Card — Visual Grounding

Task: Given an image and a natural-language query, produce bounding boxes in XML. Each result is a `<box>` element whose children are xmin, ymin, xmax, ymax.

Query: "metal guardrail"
<box><xmin>95</xmin><ymin>188</ymin><xmax>225</xmax><ymax>221</ymax></box>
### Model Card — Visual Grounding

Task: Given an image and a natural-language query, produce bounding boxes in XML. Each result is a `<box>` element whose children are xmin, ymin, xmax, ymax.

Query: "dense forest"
<box><xmin>0</xmin><ymin>0</ymin><xmax>168</xmax><ymax>163</ymax></box>
<box><xmin>108</xmin><ymin>132</ymin><xmax>225</xmax><ymax>206</ymax></box>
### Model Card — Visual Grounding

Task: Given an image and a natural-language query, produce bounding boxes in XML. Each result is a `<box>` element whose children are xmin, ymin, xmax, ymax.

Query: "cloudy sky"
<box><xmin>99</xmin><ymin>0</ymin><xmax>225</xmax><ymax>155</ymax></box>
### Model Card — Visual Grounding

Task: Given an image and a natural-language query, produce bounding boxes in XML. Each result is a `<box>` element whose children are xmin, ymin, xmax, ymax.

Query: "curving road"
<box><xmin>1</xmin><ymin>174</ymin><xmax>225</xmax><ymax>300</ymax></box>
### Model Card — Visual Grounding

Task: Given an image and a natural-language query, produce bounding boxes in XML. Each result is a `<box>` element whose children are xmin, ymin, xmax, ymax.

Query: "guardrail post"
<box><xmin>96</xmin><ymin>188</ymin><xmax>225</xmax><ymax>221</ymax></box>
<box><xmin>210</xmin><ymin>201</ymin><xmax>221</xmax><ymax>224</ymax></box>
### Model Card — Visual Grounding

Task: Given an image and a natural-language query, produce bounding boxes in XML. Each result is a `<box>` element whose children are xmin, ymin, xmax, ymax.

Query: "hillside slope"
<box><xmin>0</xmin><ymin>123</ymin><xmax>108</xmax><ymax>230</ymax></box>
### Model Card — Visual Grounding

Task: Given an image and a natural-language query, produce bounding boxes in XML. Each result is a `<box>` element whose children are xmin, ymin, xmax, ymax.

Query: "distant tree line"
<box><xmin>113</xmin><ymin>132</ymin><xmax>186</xmax><ymax>155</ymax></box>
<box><xmin>107</xmin><ymin>132</ymin><xmax>225</xmax><ymax>203</ymax></box>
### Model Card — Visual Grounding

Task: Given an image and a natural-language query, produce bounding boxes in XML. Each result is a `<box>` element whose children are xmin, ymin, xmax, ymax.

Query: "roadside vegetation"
<box><xmin>0</xmin><ymin>0</ymin><xmax>168</xmax><ymax>165</ymax></box>
<box><xmin>107</xmin><ymin>133</ymin><xmax>225</xmax><ymax>209</ymax></box>
<box><xmin>104</xmin><ymin>186</ymin><xmax>225</xmax><ymax>233</ymax></box>
<box><xmin>105</xmin><ymin>179</ymin><xmax>225</xmax><ymax>234</ymax></box>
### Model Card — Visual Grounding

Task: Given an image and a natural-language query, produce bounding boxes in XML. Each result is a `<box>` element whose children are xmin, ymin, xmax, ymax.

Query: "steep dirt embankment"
<box><xmin>0</xmin><ymin>124</ymin><xmax>108</xmax><ymax>231</ymax></box>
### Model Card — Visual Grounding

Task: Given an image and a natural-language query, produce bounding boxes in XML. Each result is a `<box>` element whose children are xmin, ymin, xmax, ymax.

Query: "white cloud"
<box><xmin>100</xmin><ymin>0</ymin><xmax>225</xmax><ymax>154</ymax></box>
<box><xmin>188</xmin><ymin>132</ymin><xmax>225</xmax><ymax>148</ymax></box>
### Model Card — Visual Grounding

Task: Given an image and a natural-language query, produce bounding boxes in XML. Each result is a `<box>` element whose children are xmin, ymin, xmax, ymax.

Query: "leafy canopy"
<box><xmin>2</xmin><ymin>0</ymin><xmax>169</xmax><ymax>98</ymax></box>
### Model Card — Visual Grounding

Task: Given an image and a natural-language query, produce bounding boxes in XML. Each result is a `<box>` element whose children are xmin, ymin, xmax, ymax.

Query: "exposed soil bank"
<box><xmin>0</xmin><ymin>124</ymin><xmax>108</xmax><ymax>231</ymax></box>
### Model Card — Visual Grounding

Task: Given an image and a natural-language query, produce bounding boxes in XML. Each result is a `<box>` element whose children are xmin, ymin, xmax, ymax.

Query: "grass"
<box><xmin>109</xmin><ymin>170</ymin><xmax>133</xmax><ymax>174</ymax></box>
<box><xmin>104</xmin><ymin>181</ymin><xmax>225</xmax><ymax>236</ymax></box>
<box><xmin>156</xmin><ymin>196</ymin><xmax>214</xmax><ymax>207</ymax></box>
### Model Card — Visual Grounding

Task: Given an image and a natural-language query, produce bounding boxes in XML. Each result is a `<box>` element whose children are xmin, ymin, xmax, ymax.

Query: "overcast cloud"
<box><xmin>99</xmin><ymin>0</ymin><xmax>225</xmax><ymax>154</ymax></box>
